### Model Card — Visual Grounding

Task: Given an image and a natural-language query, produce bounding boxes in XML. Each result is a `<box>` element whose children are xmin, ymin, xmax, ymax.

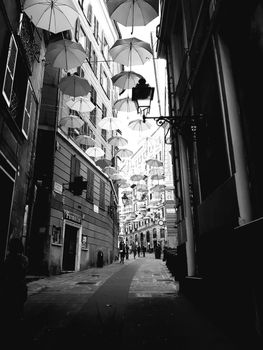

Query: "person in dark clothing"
<box><xmin>0</xmin><ymin>237</ymin><xmax>28</xmax><ymax>323</ymax></box>
<box><xmin>137</xmin><ymin>245</ymin><xmax>141</xmax><ymax>257</ymax></box>
<box><xmin>142</xmin><ymin>245</ymin><xmax>146</xmax><ymax>257</ymax></box>
<box><xmin>119</xmin><ymin>240</ymin><xmax>125</xmax><ymax>264</ymax></box>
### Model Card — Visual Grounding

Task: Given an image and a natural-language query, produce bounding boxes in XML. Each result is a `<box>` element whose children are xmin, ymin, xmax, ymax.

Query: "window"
<box><xmin>81</xmin><ymin>234</ymin><xmax>88</xmax><ymax>249</ymax></box>
<box><xmin>87</xmin><ymin>4</ymin><xmax>92</xmax><ymax>25</ymax></box>
<box><xmin>22</xmin><ymin>80</ymin><xmax>33</xmax><ymax>139</ymax></box>
<box><xmin>90</xmin><ymin>86</ymin><xmax>97</xmax><ymax>125</ymax></box>
<box><xmin>52</xmin><ymin>226</ymin><xmax>62</xmax><ymax>244</ymax></box>
<box><xmin>99</xmin><ymin>180</ymin><xmax>105</xmax><ymax>209</ymax></box>
<box><xmin>93</xmin><ymin>16</ymin><xmax>99</xmax><ymax>42</ymax></box>
<box><xmin>78</xmin><ymin>26</ymin><xmax>87</xmax><ymax>51</ymax></box>
<box><xmin>86</xmin><ymin>167</ymin><xmax>94</xmax><ymax>202</ymax></box>
<box><xmin>70</xmin><ymin>155</ymin><xmax>80</xmax><ymax>182</ymax></box>
<box><xmin>2</xmin><ymin>35</ymin><xmax>18</xmax><ymax>106</ymax></box>
<box><xmin>90</xmin><ymin>48</ymin><xmax>97</xmax><ymax>76</ymax></box>
<box><xmin>100</xmin><ymin>68</ymin><xmax>110</xmax><ymax>97</ymax></box>
<box><xmin>101</xmin><ymin>104</ymin><xmax>107</xmax><ymax>140</ymax></box>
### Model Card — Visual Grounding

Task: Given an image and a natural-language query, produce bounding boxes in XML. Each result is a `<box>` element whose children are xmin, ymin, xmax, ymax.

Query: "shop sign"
<box><xmin>54</xmin><ymin>182</ymin><xmax>63</xmax><ymax>194</ymax></box>
<box><xmin>64</xmin><ymin>210</ymin><xmax>81</xmax><ymax>224</ymax></box>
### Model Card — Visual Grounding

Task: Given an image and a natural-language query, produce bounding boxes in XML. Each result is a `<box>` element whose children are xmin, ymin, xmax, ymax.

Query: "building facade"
<box><xmin>157</xmin><ymin>0</ymin><xmax>263</xmax><ymax>343</ymax></box>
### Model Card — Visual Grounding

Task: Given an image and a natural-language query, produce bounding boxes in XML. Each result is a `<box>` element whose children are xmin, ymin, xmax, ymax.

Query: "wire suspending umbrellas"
<box><xmin>58</xmin><ymin>73</ymin><xmax>91</xmax><ymax>98</ymax></box>
<box><xmin>23</xmin><ymin>0</ymin><xmax>79</xmax><ymax>34</ymax></box>
<box><xmin>107</xmin><ymin>0</ymin><xmax>159</xmax><ymax>34</ymax></box>
<box><xmin>45</xmin><ymin>39</ymin><xmax>86</xmax><ymax>71</ymax></box>
<box><xmin>85</xmin><ymin>146</ymin><xmax>105</xmax><ymax>158</ymax></box>
<box><xmin>112</xmin><ymin>71</ymin><xmax>144</xmax><ymax>90</ymax></box>
<box><xmin>109</xmin><ymin>37</ymin><xmax>153</xmax><ymax>67</ymax></box>
<box><xmin>66</xmin><ymin>96</ymin><xmax>95</xmax><ymax>113</ymax></box>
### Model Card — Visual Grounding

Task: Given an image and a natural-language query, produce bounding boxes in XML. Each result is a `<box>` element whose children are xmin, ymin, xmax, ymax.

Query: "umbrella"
<box><xmin>103</xmin><ymin>166</ymin><xmax>117</xmax><ymax>176</ymax></box>
<box><xmin>95</xmin><ymin>158</ymin><xmax>112</xmax><ymax>168</ymax></box>
<box><xmin>108</xmin><ymin>135</ymin><xmax>128</xmax><ymax>147</ymax></box>
<box><xmin>113</xmin><ymin>97</ymin><xmax>137</xmax><ymax>114</ymax></box>
<box><xmin>109</xmin><ymin>37</ymin><xmax>153</xmax><ymax>67</ymax></box>
<box><xmin>136</xmin><ymin>184</ymin><xmax>147</xmax><ymax>192</ymax></box>
<box><xmin>107</xmin><ymin>0</ymin><xmax>159</xmax><ymax>34</ymax></box>
<box><xmin>58</xmin><ymin>73</ymin><xmax>91</xmax><ymax>98</ymax></box>
<box><xmin>98</xmin><ymin>117</ymin><xmax>120</xmax><ymax>131</ymax></box>
<box><xmin>110</xmin><ymin>173</ymin><xmax>126</xmax><ymax>181</ymax></box>
<box><xmin>59</xmin><ymin>115</ymin><xmax>84</xmax><ymax>129</ymax></box>
<box><xmin>75</xmin><ymin>135</ymin><xmax>95</xmax><ymax>147</ymax></box>
<box><xmin>115</xmin><ymin>148</ymin><xmax>133</xmax><ymax>158</ymax></box>
<box><xmin>130</xmin><ymin>174</ymin><xmax>144</xmax><ymax>181</ymax></box>
<box><xmin>66</xmin><ymin>95</ymin><xmax>95</xmax><ymax>113</ymax></box>
<box><xmin>151</xmin><ymin>184</ymin><xmax>166</xmax><ymax>192</ymax></box>
<box><xmin>85</xmin><ymin>146</ymin><xmax>105</xmax><ymax>158</ymax></box>
<box><xmin>112</xmin><ymin>71</ymin><xmax>144</xmax><ymax>90</ymax></box>
<box><xmin>146</xmin><ymin>158</ymin><xmax>163</xmax><ymax>167</ymax></box>
<box><xmin>128</xmin><ymin>118</ymin><xmax>151</xmax><ymax>132</ymax></box>
<box><xmin>23</xmin><ymin>0</ymin><xmax>78</xmax><ymax>34</ymax></box>
<box><xmin>151</xmin><ymin>173</ymin><xmax>165</xmax><ymax>180</ymax></box>
<box><xmin>45</xmin><ymin>39</ymin><xmax>86</xmax><ymax>71</ymax></box>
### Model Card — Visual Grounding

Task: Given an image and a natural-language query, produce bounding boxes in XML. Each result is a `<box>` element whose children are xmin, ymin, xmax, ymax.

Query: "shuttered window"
<box><xmin>2</xmin><ymin>35</ymin><xmax>18</xmax><ymax>106</ymax></box>
<box><xmin>22</xmin><ymin>80</ymin><xmax>33</xmax><ymax>138</ymax></box>
<box><xmin>70</xmin><ymin>155</ymin><xmax>80</xmax><ymax>182</ymax></box>
<box><xmin>99</xmin><ymin>180</ymin><xmax>105</xmax><ymax>209</ymax></box>
<box><xmin>86</xmin><ymin>167</ymin><xmax>94</xmax><ymax>203</ymax></box>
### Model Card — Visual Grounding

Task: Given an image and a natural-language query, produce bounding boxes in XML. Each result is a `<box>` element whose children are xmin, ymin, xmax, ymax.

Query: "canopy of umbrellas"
<box><xmin>22</xmin><ymin>0</ymin><xmax>159</xmax><ymax>165</ymax></box>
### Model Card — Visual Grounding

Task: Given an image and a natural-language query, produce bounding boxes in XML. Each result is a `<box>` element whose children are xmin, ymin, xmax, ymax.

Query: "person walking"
<box><xmin>132</xmin><ymin>243</ymin><xmax>137</xmax><ymax>259</ymax></box>
<box><xmin>137</xmin><ymin>245</ymin><xmax>141</xmax><ymax>257</ymax></box>
<box><xmin>119</xmin><ymin>240</ymin><xmax>125</xmax><ymax>264</ymax></box>
<box><xmin>142</xmin><ymin>245</ymin><xmax>146</xmax><ymax>257</ymax></box>
<box><xmin>0</xmin><ymin>237</ymin><xmax>28</xmax><ymax>321</ymax></box>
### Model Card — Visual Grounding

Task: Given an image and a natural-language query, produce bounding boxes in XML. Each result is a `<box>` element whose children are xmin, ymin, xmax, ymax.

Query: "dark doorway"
<box><xmin>62</xmin><ymin>224</ymin><xmax>78</xmax><ymax>271</ymax></box>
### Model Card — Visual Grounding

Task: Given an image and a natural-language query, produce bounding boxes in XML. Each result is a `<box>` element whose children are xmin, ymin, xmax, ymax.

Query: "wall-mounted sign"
<box><xmin>94</xmin><ymin>204</ymin><xmax>99</xmax><ymax>213</ymax></box>
<box><xmin>158</xmin><ymin>219</ymin><xmax>164</xmax><ymax>226</ymax></box>
<box><xmin>54</xmin><ymin>182</ymin><xmax>63</xmax><ymax>194</ymax></box>
<box><xmin>64</xmin><ymin>210</ymin><xmax>81</xmax><ymax>224</ymax></box>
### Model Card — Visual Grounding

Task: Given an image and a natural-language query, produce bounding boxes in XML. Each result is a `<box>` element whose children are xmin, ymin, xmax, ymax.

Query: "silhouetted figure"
<box><xmin>142</xmin><ymin>245</ymin><xmax>146</xmax><ymax>257</ymax></box>
<box><xmin>0</xmin><ymin>237</ymin><xmax>28</xmax><ymax>324</ymax></box>
<box><xmin>137</xmin><ymin>245</ymin><xmax>141</xmax><ymax>257</ymax></box>
<box><xmin>119</xmin><ymin>241</ymin><xmax>125</xmax><ymax>264</ymax></box>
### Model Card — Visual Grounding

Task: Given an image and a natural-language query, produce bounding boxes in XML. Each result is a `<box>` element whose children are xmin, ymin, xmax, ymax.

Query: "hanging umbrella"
<box><xmin>107</xmin><ymin>0</ymin><xmax>159</xmax><ymax>34</ymax></box>
<box><xmin>128</xmin><ymin>118</ymin><xmax>151</xmax><ymax>132</ymax></box>
<box><xmin>112</xmin><ymin>71</ymin><xmax>144</xmax><ymax>90</ymax></box>
<box><xmin>113</xmin><ymin>97</ymin><xmax>137</xmax><ymax>114</ymax></box>
<box><xmin>130</xmin><ymin>174</ymin><xmax>144</xmax><ymax>181</ymax></box>
<box><xmin>109</xmin><ymin>37</ymin><xmax>152</xmax><ymax>67</ymax></box>
<box><xmin>136</xmin><ymin>184</ymin><xmax>147</xmax><ymax>192</ymax></box>
<box><xmin>75</xmin><ymin>135</ymin><xmax>95</xmax><ymax>147</ymax></box>
<box><xmin>85</xmin><ymin>146</ymin><xmax>105</xmax><ymax>158</ymax></box>
<box><xmin>58</xmin><ymin>73</ymin><xmax>91</xmax><ymax>98</ymax></box>
<box><xmin>108</xmin><ymin>135</ymin><xmax>128</xmax><ymax>147</ymax></box>
<box><xmin>95</xmin><ymin>158</ymin><xmax>112</xmax><ymax>169</ymax></box>
<box><xmin>151</xmin><ymin>184</ymin><xmax>166</xmax><ymax>192</ymax></box>
<box><xmin>151</xmin><ymin>173</ymin><xmax>165</xmax><ymax>180</ymax></box>
<box><xmin>146</xmin><ymin>158</ymin><xmax>163</xmax><ymax>167</ymax></box>
<box><xmin>98</xmin><ymin>116</ymin><xmax>120</xmax><ymax>131</ymax></box>
<box><xmin>66</xmin><ymin>95</ymin><xmax>95</xmax><ymax>113</ymax></box>
<box><xmin>103</xmin><ymin>166</ymin><xmax>117</xmax><ymax>176</ymax></box>
<box><xmin>23</xmin><ymin>0</ymin><xmax>79</xmax><ymax>34</ymax></box>
<box><xmin>59</xmin><ymin>115</ymin><xmax>84</xmax><ymax>129</ymax></box>
<box><xmin>110</xmin><ymin>173</ymin><xmax>126</xmax><ymax>181</ymax></box>
<box><xmin>115</xmin><ymin>148</ymin><xmax>133</xmax><ymax>158</ymax></box>
<box><xmin>45</xmin><ymin>39</ymin><xmax>86</xmax><ymax>71</ymax></box>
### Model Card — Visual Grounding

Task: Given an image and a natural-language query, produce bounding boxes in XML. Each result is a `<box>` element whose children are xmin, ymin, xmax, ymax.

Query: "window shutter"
<box><xmin>22</xmin><ymin>80</ymin><xmax>33</xmax><ymax>138</ymax></box>
<box><xmin>86</xmin><ymin>168</ymin><xmax>94</xmax><ymax>202</ymax></box>
<box><xmin>2</xmin><ymin>35</ymin><xmax>18</xmax><ymax>106</ymax></box>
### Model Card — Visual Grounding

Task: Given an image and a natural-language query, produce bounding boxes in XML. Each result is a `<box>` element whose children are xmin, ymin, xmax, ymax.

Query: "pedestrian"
<box><xmin>119</xmin><ymin>240</ymin><xmax>125</xmax><ymax>264</ymax></box>
<box><xmin>132</xmin><ymin>243</ymin><xmax>137</xmax><ymax>259</ymax></box>
<box><xmin>142</xmin><ymin>245</ymin><xmax>146</xmax><ymax>257</ymax></box>
<box><xmin>137</xmin><ymin>245</ymin><xmax>141</xmax><ymax>257</ymax></box>
<box><xmin>125</xmin><ymin>244</ymin><xmax>129</xmax><ymax>260</ymax></box>
<box><xmin>0</xmin><ymin>237</ymin><xmax>28</xmax><ymax>325</ymax></box>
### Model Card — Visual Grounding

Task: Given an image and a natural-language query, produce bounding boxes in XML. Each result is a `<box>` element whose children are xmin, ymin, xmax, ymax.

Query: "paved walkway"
<box><xmin>16</xmin><ymin>254</ymin><xmax>240</xmax><ymax>349</ymax></box>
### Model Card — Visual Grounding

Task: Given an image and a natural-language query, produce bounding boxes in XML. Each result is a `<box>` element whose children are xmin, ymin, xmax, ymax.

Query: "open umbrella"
<box><xmin>112</xmin><ymin>71</ymin><xmax>143</xmax><ymax>90</ymax></box>
<box><xmin>151</xmin><ymin>184</ymin><xmax>166</xmax><ymax>192</ymax></box>
<box><xmin>130</xmin><ymin>174</ymin><xmax>144</xmax><ymax>181</ymax></box>
<box><xmin>103</xmin><ymin>166</ymin><xmax>117</xmax><ymax>176</ymax></box>
<box><xmin>95</xmin><ymin>158</ymin><xmax>112</xmax><ymax>169</ymax></box>
<box><xmin>113</xmin><ymin>97</ymin><xmax>137</xmax><ymax>114</ymax></box>
<box><xmin>108</xmin><ymin>135</ymin><xmax>128</xmax><ymax>147</ymax></box>
<box><xmin>109</xmin><ymin>37</ymin><xmax>153</xmax><ymax>67</ymax></box>
<box><xmin>58</xmin><ymin>73</ymin><xmax>91</xmax><ymax>98</ymax></box>
<box><xmin>98</xmin><ymin>117</ymin><xmax>120</xmax><ymax>131</ymax></box>
<box><xmin>115</xmin><ymin>148</ymin><xmax>133</xmax><ymax>158</ymax></box>
<box><xmin>75</xmin><ymin>135</ymin><xmax>95</xmax><ymax>147</ymax></box>
<box><xmin>151</xmin><ymin>173</ymin><xmax>165</xmax><ymax>180</ymax></box>
<box><xmin>45</xmin><ymin>39</ymin><xmax>86</xmax><ymax>71</ymax></box>
<box><xmin>59</xmin><ymin>115</ymin><xmax>84</xmax><ymax>129</ymax></box>
<box><xmin>146</xmin><ymin>158</ymin><xmax>163</xmax><ymax>167</ymax></box>
<box><xmin>23</xmin><ymin>0</ymin><xmax>78</xmax><ymax>34</ymax></box>
<box><xmin>85</xmin><ymin>146</ymin><xmax>105</xmax><ymax>158</ymax></box>
<box><xmin>66</xmin><ymin>95</ymin><xmax>95</xmax><ymax>113</ymax></box>
<box><xmin>128</xmin><ymin>118</ymin><xmax>151</xmax><ymax>132</ymax></box>
<box><xmin>107</xmin><ymin>0</ymin><xmax>159</xmax><ymax>34</ymax></box>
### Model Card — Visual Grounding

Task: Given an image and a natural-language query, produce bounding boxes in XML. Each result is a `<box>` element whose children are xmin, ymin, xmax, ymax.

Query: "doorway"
<box><xmin>62</xmin><ymin>224</ymin><xmax>78</xmax><ymax>271</ymax></box>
